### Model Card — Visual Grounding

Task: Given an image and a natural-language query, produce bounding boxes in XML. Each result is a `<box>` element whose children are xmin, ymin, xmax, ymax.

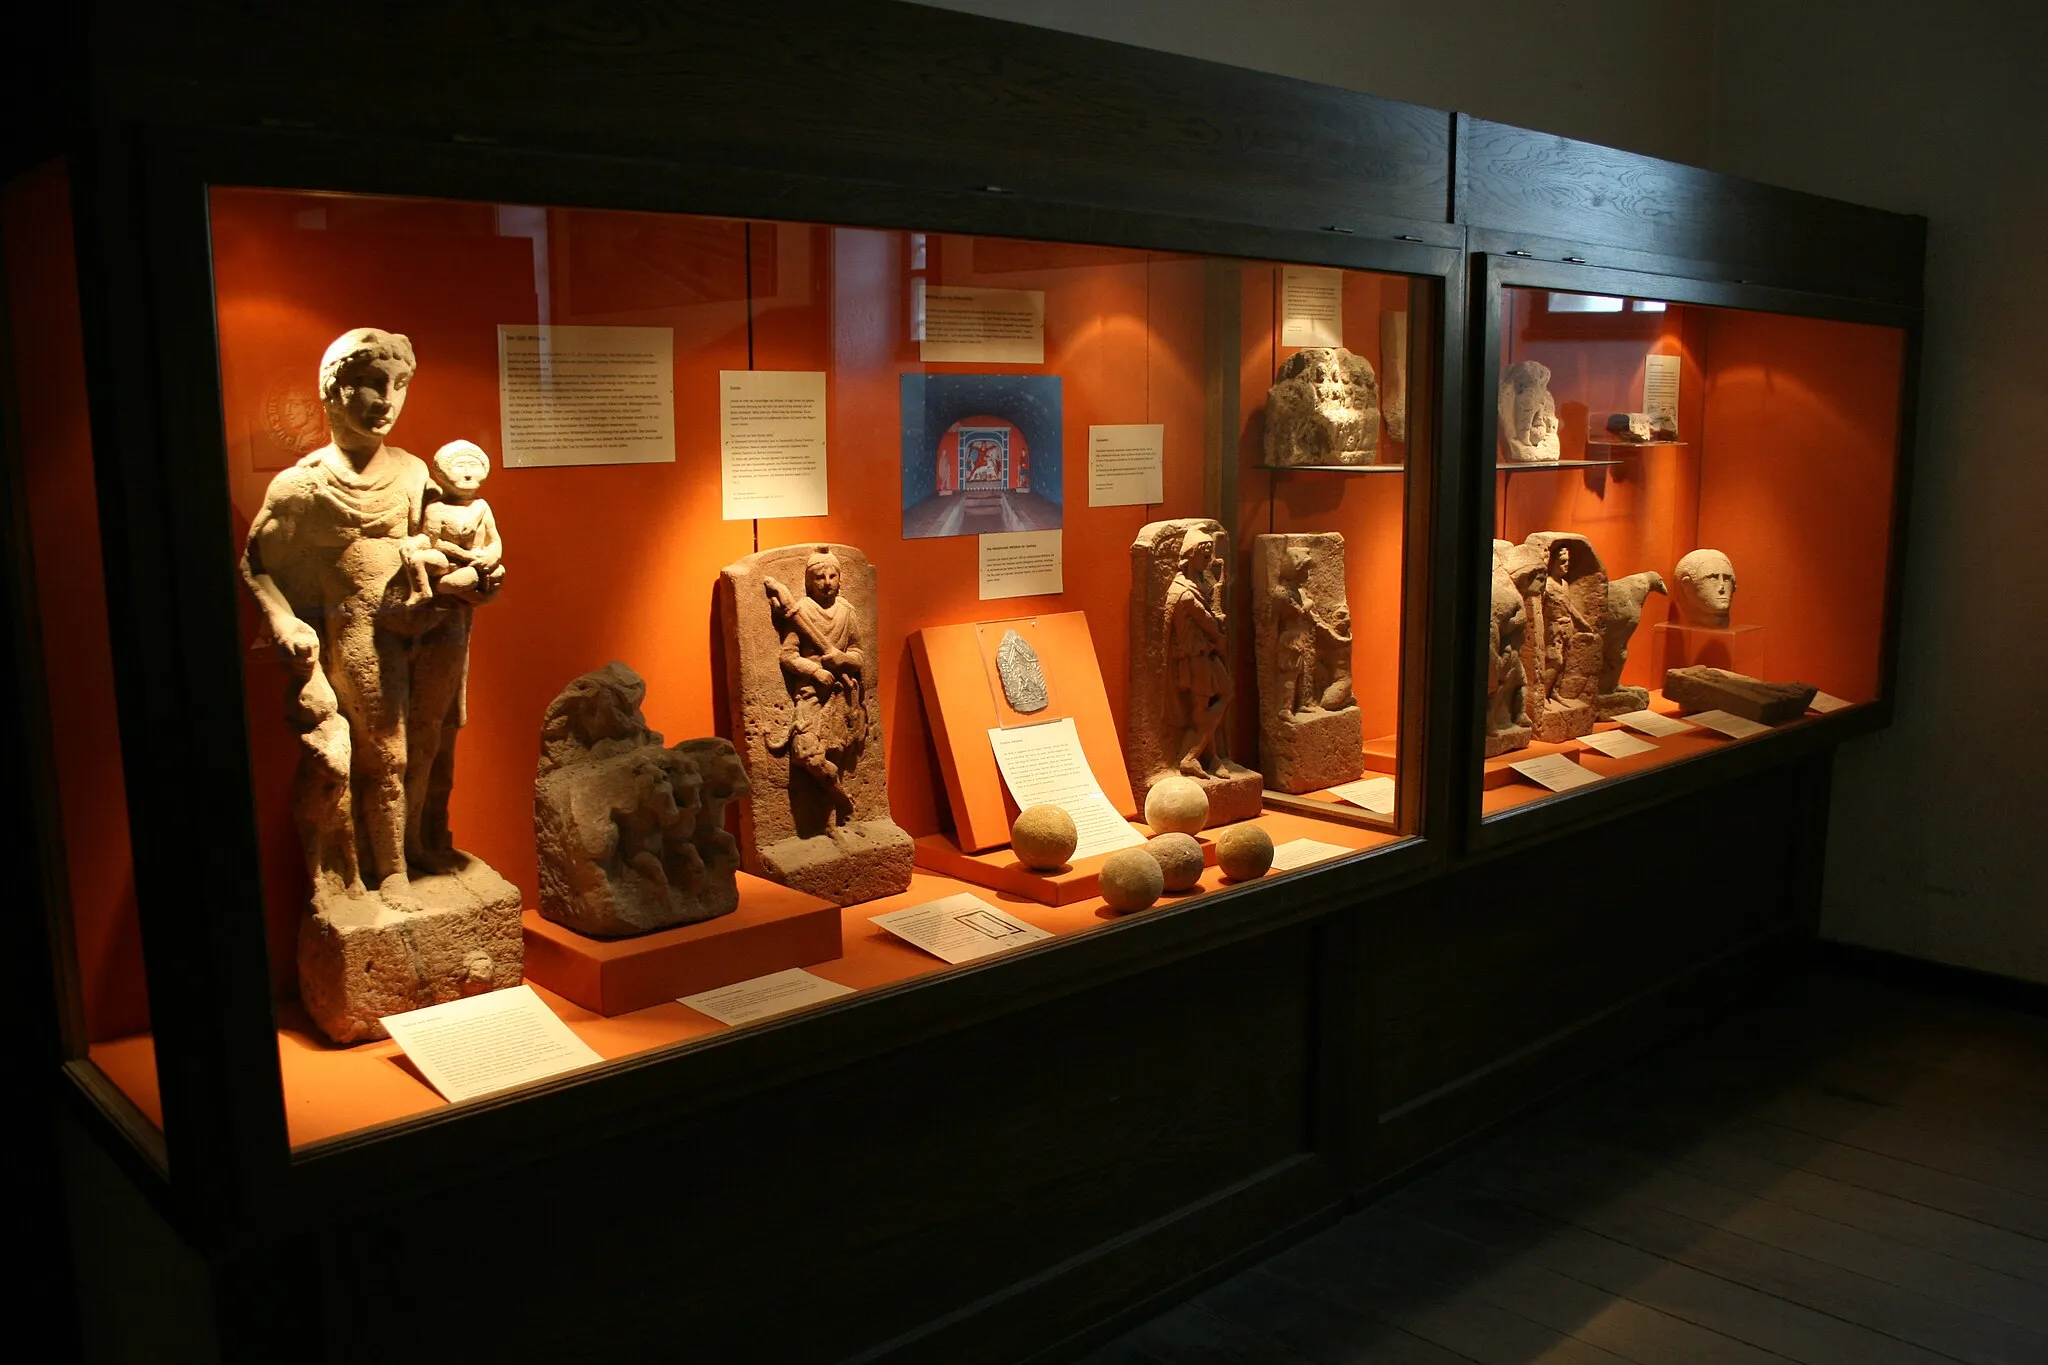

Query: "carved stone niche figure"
<box><xmin>1263</xmin><ymin>346</ymin><xmax>1380</xmax><ymax>467</ymax></box>
<box><xmin>719</xmin><ymin>543</ymin><xmax>914</xmax><ymax>905</ymax></box>
<box><xmin>1252</xmin><ymin>533</ymin><xmax>1363</xmax><ymax>794</ymax></box>
<box><xmin>239</xmin><ymin>326</ymin><xmax>518</xmax><ymax>1044</ymax></box>
<box><xmin>534</xmin><ymin>663</ymin><xmax>752</xmax><ymax>938</ymax></box>
<box><xmin>1598</xmin><ymin>571</ymin><xmax>1668</xmax><ymax>717</ymax></box>
<box><xmin>1126</xmin><ymin>519</ymin><xmax>1263</xmax><ymax>826</ymax></box>
<box><xmin>1498</xmin><ymin>359</ymin><xmax>1561</xmax><ymax>463</ymax></box>
<box><xmin>1486</xmin><ymin>539</ymin><xmax>1536</xmax><ymax>757</ymax></box>
<box><xmin>1380</xmin><ymin>312</ymin><xmax>1409</xmax><ymax>444</ymax></box>
<box><xmin>1674</xmin><ymin>548</ymin><xmax>1738</xmax><ymax>627</ymax></box>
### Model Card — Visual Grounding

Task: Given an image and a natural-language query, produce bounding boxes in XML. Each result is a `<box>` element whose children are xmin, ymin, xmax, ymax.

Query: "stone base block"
<box><xmin>1152</xmin><ymin>762</ymin><xmax>1263</xmax><ymax>830</ymax></box>
<box><xmin>1595</xmin><ymin>686</ymin><xmax>1649</xmax><ymax>720</ymax></box>
<box><xmin>1262</xmin><ymin>707</ymin><xmax>1365</xmax><ymax>794</ymax></box>
<box><xmin>761</xmin><ymin>818</ymin><xmax>915</xmax><ymax>906</ymax></box>
<box><xmin>1484</xmin><ymin>725</ymin><xmax>1533</xmax><ymax>758</ymax></box>
<box><xmin>1530</xmin><ymin>699</ymin><xmax>1595</xmax><ymax>744</ymax></box>
<box><xmin>299</xmin><ymin>857</ymin><xmax>524</xmax><ymax>1044</ymax></box>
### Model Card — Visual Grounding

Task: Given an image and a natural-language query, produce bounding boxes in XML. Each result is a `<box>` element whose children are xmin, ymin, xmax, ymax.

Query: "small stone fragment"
<box><xmin>1010</xmin><ymin>804</ymin><xmax>1078</xmax><ymax>871</ymax></box>
<box><xmin>1144</xmin><ymin>775</ymin><xmax>1210</xmax><ymax>836</ymax></box>
<box><xmin>1215</xmin><ymin>824</ymin><xmax>1275</xmax><ymax>882</ymax></box>
<box><xmin>1146</xmin><ymin>832</ymin><xmax>1205</xmax><ymax>892</ymax></box>
<box><xmin>996</xmin><ymin>628</ymin><xmax>1049</xmax><ymax>714</ymax></box>
<box><xmin>1663</xmin><ymin>665</ymin><xmax>1816</xmax><ymax>724</ymax></box>
<box><xmin>1100</xmin><ymin>847</ymin><xmax>1166</xmax><ymax>913</ymax></box>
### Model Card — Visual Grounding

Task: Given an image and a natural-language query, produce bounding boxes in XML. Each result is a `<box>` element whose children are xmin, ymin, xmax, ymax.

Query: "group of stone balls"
<box><xmin>1007</xmin><ymin>778</ymin><xmax>1277</xmax><ymax>914</ymax></box>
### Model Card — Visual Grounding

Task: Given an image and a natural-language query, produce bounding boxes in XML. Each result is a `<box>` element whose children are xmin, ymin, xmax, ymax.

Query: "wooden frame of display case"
<box><xmin>1459</xmin><ymin>253</ymin><xmax>1920</xmax><ymax>856</ymax></box>
<box><xmin>5</xmin><ymin>6</ymin><xmax>1921</xmax><ymax>1362</ymax></box>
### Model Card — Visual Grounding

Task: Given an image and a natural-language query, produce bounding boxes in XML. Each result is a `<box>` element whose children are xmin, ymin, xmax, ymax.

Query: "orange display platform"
<box><xmin>912</xmin><ymin>826</ymin><xmax>1214</xmax><ymax>906</ymax></box>
<box><xmin>82</xmin><ymin>811</ymin><xmax>1405</xmax><ymax>1150</ymax></box>
<box><xmin>522</xmin><ymin>872</ymin><xmax>841</xmax><ymax>1016</ymax></box>
<box><xmin>1481</xmin><ymin>738</ymin><xmax>1583</xmax><ymax>789</ymax></box>
<box><xmin>910</xmin><ymin>612</ymin><xmax>1133</xmax><ymax>853</ymax></box>
<box><xmin>1362</xmin><ymin>734</ymin><xmax>1397</xmax><ymax>774</ymax></box>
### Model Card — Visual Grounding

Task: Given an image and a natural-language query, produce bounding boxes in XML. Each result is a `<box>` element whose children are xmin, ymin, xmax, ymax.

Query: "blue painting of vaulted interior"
<box><xmin>900</xmin><ymin>373</ymin><xmax>1063</xmax><ymax>539</ymax></box>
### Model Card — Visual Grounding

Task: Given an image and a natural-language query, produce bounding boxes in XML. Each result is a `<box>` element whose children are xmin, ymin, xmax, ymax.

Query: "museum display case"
<box><xmin>1468</xmin><ymin>256</ymin><xmax>1913</xmax><ymax>836</ymax></box>
<box><xmin>14</xmin><ymin>174</ymin><xmax>1447</xmax><ymax>1153</ymax></box>
<box><xmin>9</xmin><ymin>5</ymin><xmax>1927</xmax><ymax>1358</ymax></box>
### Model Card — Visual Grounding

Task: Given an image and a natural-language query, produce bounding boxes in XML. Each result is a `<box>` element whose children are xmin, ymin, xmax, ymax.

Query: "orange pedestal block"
<box><xmin>523</xmin><ymin>873</ymin><xmax>841</xmax><ymax>1017</ymax></box>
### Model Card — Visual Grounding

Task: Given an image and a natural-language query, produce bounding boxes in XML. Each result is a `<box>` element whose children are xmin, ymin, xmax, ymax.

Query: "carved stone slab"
<box><xmin>1252</xmin><ymin>533</ymin><xmax>1364</xmax><ymax>793</ymax></box>
<box><xmin>1126</xmin><ymin>518</ymin><xmax>1262</xmax><ymax>826</ymax></box>
<box><xmin>298</xmin><ymin>860</ymin><xmax>523</xmax><ymax>1043</ymax></box>
<box><xmin>1664</xmin><ymin>666</ymin><xmax>1816</xmax><ymax>725</ymax></box>
<box><xmin>1486</xmin><ymin>539</ymin><xmax>1535</xmax><ymax>757</ymax></box>
<box><xmin>534</xmin><ymin>662</ymin><xmax>752</xmax><ymax>938</ymax></box>
<box><xmin>1262</xmin><ymin>347</ymin><xmax>1379</xmax><ymax>466</ymax></box>
<box><xmin>719</xmin><ymin>543</ymin><xmax>914</xmax><ymax>905</ymax></box>
<box><xmin>996</xmin><ymin>628</ymin><xmax>1048</xmax><ymax>714</ymax></box>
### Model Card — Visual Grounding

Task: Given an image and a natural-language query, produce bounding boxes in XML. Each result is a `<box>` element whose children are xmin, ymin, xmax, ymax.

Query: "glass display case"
<box><xmin>1471</xmin><ymin>258</ymin><xmax>1911</xmax><ymax>831</ymax></box>
<box><xmin>20</xmin><ymin>177</ymin><xmax>1445</xmax><ymax>1152</ymax></box>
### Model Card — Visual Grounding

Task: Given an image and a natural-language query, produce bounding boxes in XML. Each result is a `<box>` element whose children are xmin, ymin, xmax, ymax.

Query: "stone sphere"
<box><xmin>1147</xmin><ymin>833</ymin><xmax>1205</xmax><ymax>892</ymax></box>
<box><xmin>1010</xmin><ymin>804</ymin><xmax>1078</xmax><ymax>871</ymax></box>
<box><xmin>1099</xmin><ymin>847</ymin><xmax>1165</xmax><ymax>913</ymax></box>
<box><xmin>1145</xmin><ymin>776</ymin><xmax>1210</xmax><ymax>835</ymax></box>
<box><xmin>1215</xmin><ymin>824</ymin><xmax>1275</xmax><ymax>882</ymax></box>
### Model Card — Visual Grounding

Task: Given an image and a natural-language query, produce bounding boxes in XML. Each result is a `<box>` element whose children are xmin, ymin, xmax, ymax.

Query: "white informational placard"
<box><xmin>498</xmin><ymin>324</ymin><xmax>675</xmax><ymax>467</ymax></box>
<box><xmin>679</xmin><ymin>968</ymin><xmax>853</xmax><ymax>1026</ymax></box>
<box><xmin>987</xmin><ymin>717</ymin><xmax>1145</xmax><ymax>863</ymax></box>
<box><xmin>1808</xmin><ymin>691</ymin><xmax>1852</xmax><ymax>713</ymax></box>
<box><xmin>920</xmin><ymin>286</ymin><xmax>1046</xmax><ymax>364</ymax></box>
<box><xmin>1087</xmin><ymin>424</ymin><xmax>1165</xmax><ymax>507</ymax></box>
<box><xmin>979</xmin><ymin>529</ymin><xmax>1063</xmax><ymax>600</ymax></box>
<box><xmin>1280</xmin><ymin>266</ymin><xmax>1344</xmax><ymax>348</ymax></box>
<box><xmin>1327</xmin><ymin>776</ymin><xmax>1397</xmax><ymax>814</ymax></box>
<box><xmin>1612</xmin><ymin>708</ymin><xmax>1695</xmax><ymax>737</ymax></box>
<box><xmin>1510</xmin><ymin>752</ymin><xmax>1604</xmax><ymax>792</ymax></box>
<box><xmin>1271</xmin><ymin>838</ymin><xmax>1353</xmax><ymax>872</ymax></box>
<box><xmin>380</xmin><ymin>985</ymin><xmax>602</xmax><ymax>1104</ymax></box>
<box><xmin>871</xmin><ymin>892</ymin><xmax>1053</xmax><ymax>964</ymax></box>
<box><xmin>1577</xmin><ymin>730</ymin><xmax>1658</xmax><ymax>759</ymax></box>
<box><xmin>1686</xmin><ymin>709</ymin><xmax>1772</xmax><ymax>739</ymax></box>
<box><xmin>719</xmin><ymin>370</ymin><xmax>828</xmax><ymax>520</ymax></box>
<box><xmin>1643</xmin><ymin>353</ymin><xmax>1681</xmax><ymax>431</ymax></box>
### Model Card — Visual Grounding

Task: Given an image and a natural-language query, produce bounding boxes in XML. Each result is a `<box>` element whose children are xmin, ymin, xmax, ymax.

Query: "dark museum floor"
<box><xmin>1082</xmin><ymin>958</ymin><xmax>2048</xmax><ymax>1365</ymax></box>
<box><xmin>901</xmin><ymin>488</ymin><xmax>1063</xmax><ymax>538</ymax></box>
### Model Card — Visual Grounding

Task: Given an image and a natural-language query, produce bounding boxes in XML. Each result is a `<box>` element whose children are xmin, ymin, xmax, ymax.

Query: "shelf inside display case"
<box><xmin>1495</xmin><ymin>458</ymin><xmax>1625</xmax><ymax>472</ymax></box>
<box><xmin>1256</xmin><ymin>462</ymin><xmax>1408</xmax><ymax>474</ymax></box>
<box><xmin>85</xmin><ymin>809</ymin><xmax>1398</xmax><ymax>1148</ymax></box>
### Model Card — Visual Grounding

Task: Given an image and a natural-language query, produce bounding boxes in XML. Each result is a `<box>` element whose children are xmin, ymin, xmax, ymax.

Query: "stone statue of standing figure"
<box><xmin>240</xmin><ymin>327</ymin><xmax>520</xmax><ymax>1043</ymax></box>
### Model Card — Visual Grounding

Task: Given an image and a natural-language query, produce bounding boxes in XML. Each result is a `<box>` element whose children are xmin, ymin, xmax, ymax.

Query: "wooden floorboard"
<box><xmin>1076</xmin><ymin>964</ymin><xmax>2048</xmax><ymax>1365</ymax></box>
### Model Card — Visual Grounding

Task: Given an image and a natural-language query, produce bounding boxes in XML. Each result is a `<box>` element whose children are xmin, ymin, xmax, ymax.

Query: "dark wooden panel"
<box><xmin>84</xmin><ymin>0</ymin><xmax>1451</xmax><ymax>237</ymax></box>
<box><xmin>1373</xmin><ymin>763</ymin><xmax>1812</xmax><ymax>1114</ymax></box>
<box><xmin>1460</xmin><ymin>116</ymin><xmax>1925</xmax><ymax>304</ymax></box>
<box><xmin>305</xmin><ymin>926</ymin><xmax>1318</xmax><ymax>1364</ymax></box>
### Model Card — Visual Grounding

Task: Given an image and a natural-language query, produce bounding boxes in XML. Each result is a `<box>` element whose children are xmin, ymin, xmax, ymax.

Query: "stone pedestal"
<box><xmin>1262</xmin><ymin>707</ymin><xmax>1365</xmax><ymax>793</ymax></box>
<box><xmin>298</xmin><ymin>858</ymin><xmax>524</xmax><ymax>1044</ymax></box>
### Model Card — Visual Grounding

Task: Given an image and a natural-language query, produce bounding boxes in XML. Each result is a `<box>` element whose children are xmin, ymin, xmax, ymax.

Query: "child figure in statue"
<box><xmin>765</xmin><ymin>548</ymin><xmax>868</xmax><ymax>826</ymax></box>
<box><xmin>404</xmin><ymin>440</ymin><xmax>505</xmax><ymax>605</ymax></box>
<box><xmin>1167</xmin><ymin>527</ymin><xmax>1234</xmax><ymax>777</ymax></box>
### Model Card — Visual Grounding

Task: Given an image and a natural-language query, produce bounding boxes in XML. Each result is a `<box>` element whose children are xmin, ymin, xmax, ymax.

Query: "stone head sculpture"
<box><xmin>431</xmin><ymin>439</ymin><xmax>490</xmax><ymax>501</ymax></box>
<box><xmin>1498</xmin><ymin>359</ymin><xmax>1560</xmax><ymax>463</ymax></box>
<box><xmin>318</xmin><ymin>327</ymin><xmax>416</xmax><ymax>448</ymax></box>
<box><xmin>1674</xmin><ymin>548</ymin><xmax>1737</xmax><ymax>627</ymax></box>
<box><xmin>804</xmin><ymin>547</ymin><xmax>842</xmax><ymax>606</ymax></box>
<box><xmin>1180</xmin><ymin>525</ymin><xmax>1218</xmax><ymax>575</ymax></box>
